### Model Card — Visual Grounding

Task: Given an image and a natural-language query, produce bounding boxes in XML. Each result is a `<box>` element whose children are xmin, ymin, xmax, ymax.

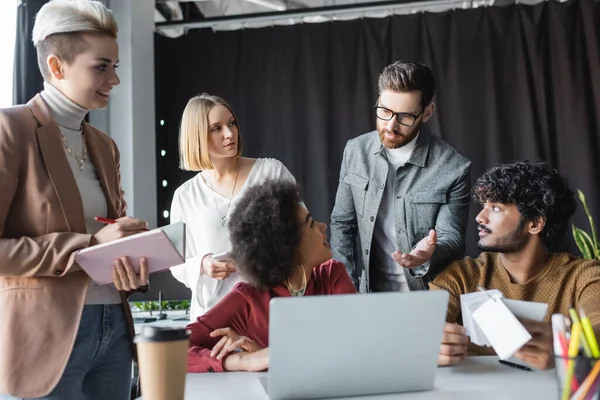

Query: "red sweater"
<box><xmin>186</xmin><ymin>259</ymin><xmax>356</xmax><ymax>372</ymax></box>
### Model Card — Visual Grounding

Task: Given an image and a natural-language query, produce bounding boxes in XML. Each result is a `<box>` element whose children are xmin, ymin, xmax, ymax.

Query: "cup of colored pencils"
<box><xmin>553</xmin><ymin>309</ymin><xmax>600</xmax><ymax>400</ymax></box>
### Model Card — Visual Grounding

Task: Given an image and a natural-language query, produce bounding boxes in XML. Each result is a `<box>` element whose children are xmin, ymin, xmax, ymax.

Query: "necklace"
<box><xmin>206</xmin><ymin>160</ymin><xmax>240</xmax><ymax>227</ymax></box>
<box><xmin>56</xmin><ymin>124</ymin><xmax>87</xmax><ymax>171</ymax></box>
<box><xmin>286</xmin><ymin>267</ymin><xmax>307</xmax><ymax>297</ymax></box>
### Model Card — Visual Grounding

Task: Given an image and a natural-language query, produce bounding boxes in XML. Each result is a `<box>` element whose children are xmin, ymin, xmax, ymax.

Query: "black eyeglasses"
<box><xmin>374</xmin><ymin>104</ymin><xmax>424</xmax><ymax>127</ymax></box>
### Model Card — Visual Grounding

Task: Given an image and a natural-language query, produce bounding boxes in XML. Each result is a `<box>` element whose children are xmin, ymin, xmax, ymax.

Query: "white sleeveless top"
<box><xmin>169</xmin><ymin>158</ymin><xmax>297</xmax><ymax>321</ymax></box>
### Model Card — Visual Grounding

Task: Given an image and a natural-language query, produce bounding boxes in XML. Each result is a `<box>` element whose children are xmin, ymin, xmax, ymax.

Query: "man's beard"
<box><xmin>377</xmin><ymin>120</ymin><xmax>422</xmax><ymax>149</ymax></box>
<box><xmin>477</xmin><ymin>222</ymin><xmax>529</xmax><ymax>253</ymax></box>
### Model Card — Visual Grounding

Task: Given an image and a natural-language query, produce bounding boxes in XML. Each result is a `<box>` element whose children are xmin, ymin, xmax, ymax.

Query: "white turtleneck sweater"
<box><xmin>41</xmin><ymin>82</ymin><xmax>121</xmax><ymax>304</ymax></box>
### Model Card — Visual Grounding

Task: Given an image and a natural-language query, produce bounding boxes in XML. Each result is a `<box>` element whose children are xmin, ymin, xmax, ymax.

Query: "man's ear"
<box><xmin>528</xmin><ymin>216</ymin><xmax>546</xmax><ymax>235</ymax></box>
<box><xmin>422</xmin><ymin>102</ymin><xmax>435</xmax><ymax>123</ymax></box>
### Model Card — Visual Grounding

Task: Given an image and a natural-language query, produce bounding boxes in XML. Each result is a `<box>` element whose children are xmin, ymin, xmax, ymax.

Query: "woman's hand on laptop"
<box><xmin>210</xmin><ymin>327</ymin><xmax>263</xmax><ymax>360</ymax></box>
<box><xmin>438</xmin><ymin>323</ymin><xmax>468</xmax><ymax>366</ymax></box>
<box><xmin>223</xmin><ymin>348</ymin><xmax>270</xmax><ymax>372</ymax></box>
<box><xmin>513</xmin><ymin>319</ymin><xmax>554</xmax><ymax>370</ymax></box>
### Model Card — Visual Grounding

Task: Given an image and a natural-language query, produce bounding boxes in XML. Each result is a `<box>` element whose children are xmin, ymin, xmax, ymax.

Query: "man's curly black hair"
<box><xmin>228</xmin><ymin>179</ymin><xmax>304</xmax><ymax>290</ymax></box>
<box><xmin>472</xmin><ymin>161</ymin><xmax>576</xmax><ymax>249</ymax></box>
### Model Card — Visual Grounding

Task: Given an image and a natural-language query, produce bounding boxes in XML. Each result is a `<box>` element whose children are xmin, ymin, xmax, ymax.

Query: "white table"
<box><xmin>181</xmin><ymin>356</ymin><xmax>558</xmax><ymax>399</ymax></box>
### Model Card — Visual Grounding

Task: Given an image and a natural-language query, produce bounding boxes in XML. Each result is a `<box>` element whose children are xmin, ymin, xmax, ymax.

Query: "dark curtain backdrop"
<box><xmin>155</xmin><ymin>0</ymin><xmax>600</xmax><ymax>260</ymax></box>
<box><xmin>13</xmin><ymin>0</ymin><xmax>47</xmax><ymax>105</ymax></box>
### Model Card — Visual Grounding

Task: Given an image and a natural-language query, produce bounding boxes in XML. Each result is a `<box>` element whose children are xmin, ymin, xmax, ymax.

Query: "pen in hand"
<box><xmin>94</xmin><ymin>216</ymin><xmax>150</xmax><ymax>231</ymax></box>
<box><xmin>498</xmin><ymin>360</ymin><xmax>532</xmax><ymax>371</ymax></box>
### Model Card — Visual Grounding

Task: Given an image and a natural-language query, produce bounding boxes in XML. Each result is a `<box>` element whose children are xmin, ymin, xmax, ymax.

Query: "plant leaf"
<box><xmin>578</xmin><ymin>189</ymin><xmax>599</xmax><ymax>252</ymax></box>
<box><xmin>579</xmin><ymin>229</ymin><xmax>595</xmax><ymax>254</ymax></box>
<box><xmin>573</xmin><ymin>225</ymin><xmax>594</xmax><ymax>259</ymax></box>
<box><xmin>578</xmin><ymin>189</ymin><xmax>587</xmax><ymax>206</ymax></box>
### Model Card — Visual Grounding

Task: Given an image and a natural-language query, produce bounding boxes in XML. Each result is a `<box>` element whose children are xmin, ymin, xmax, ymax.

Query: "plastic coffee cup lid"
<box><xmin>134</xmin><ymin>326</ymin><xmax>191</xmax><ymax>343</ymax></box>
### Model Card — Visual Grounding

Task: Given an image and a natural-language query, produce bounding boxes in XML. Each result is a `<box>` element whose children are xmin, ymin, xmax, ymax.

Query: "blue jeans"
<box><xmin>1</xmin><ymin>304</ymin><xmax>133</xmax><ymax>400</ymax></box>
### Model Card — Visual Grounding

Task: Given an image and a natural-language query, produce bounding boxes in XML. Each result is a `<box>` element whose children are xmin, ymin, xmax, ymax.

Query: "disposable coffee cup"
<box><xmin>135</xmin><ymin>326</ymin><xmax>190</xmax><ymax>400</ymax></box>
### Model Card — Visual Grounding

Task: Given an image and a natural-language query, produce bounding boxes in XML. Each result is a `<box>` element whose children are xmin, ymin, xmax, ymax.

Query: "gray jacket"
<box><xmin>330</xmin><ymin>126</ymin><xmax>471</xmax><ymax>292</ymax></box>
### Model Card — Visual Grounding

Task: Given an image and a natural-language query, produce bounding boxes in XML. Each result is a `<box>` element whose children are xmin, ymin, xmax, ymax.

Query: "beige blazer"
<box><xmin>0</xmin><ymin>94</ymin><xmax>137</xmax><ymax>398</ymax></box>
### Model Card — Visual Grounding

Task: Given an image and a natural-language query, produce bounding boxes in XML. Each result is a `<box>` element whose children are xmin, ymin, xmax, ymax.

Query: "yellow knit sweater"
<box><xmin>429</xmin><ymin>252</ymin><xmax>600</xmax><ymax>356</ymax></box>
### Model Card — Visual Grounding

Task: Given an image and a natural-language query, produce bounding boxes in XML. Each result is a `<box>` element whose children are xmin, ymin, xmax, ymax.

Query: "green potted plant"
<box><xmin>132</xmin><ymin>301</ymin><xmax>159</xmax><ymax>315</ymax></box>
<box><xmin>572</xmin><ymin>190</ymin><xmax>600</xmax><ymax>260</ymax></box>
<box><xmin>132</xmin><ymin>300</ymin><xmax>191</xmax><ymax>315</ymax></box>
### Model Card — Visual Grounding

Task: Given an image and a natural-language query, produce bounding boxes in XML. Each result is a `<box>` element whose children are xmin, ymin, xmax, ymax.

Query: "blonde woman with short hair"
<box><xmin>0</xmin><ymin>1</ymin><xmax>149</xmax><ymax>398</ymax></box>
<box><xmin>170</xmin><ymin>93</ymin><xmax>298</xmax><ymax>321</ymax></box>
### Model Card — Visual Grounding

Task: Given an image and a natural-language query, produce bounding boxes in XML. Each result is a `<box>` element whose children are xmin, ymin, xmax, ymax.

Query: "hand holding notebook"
<box><xmin>460</xmin><ymin>288</ymin><xmax>548</xmax><ymax>360</ymax></box>
<box><xmin>75</xmin><ymin>222</ymin><xmax>186</xmax><ymax>285</ymax></box>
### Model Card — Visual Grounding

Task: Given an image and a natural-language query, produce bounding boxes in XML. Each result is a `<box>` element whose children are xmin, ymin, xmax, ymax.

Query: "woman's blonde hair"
<box><xmin>32</xmin><ymin>0</ymin><xmax>118</xmax><ymax>80</ymax></box>
<box><xmin>179</xmin><ymin>94</ymin><xmax>243</xmax><ymax>171</ymax></box>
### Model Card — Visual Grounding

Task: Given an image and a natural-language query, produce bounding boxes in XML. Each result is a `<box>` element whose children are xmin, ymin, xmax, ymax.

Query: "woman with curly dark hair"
<box><xmin>185</xmin><ymin>179</ymin><xmax>356</xmax><ymax>373</ymax></box>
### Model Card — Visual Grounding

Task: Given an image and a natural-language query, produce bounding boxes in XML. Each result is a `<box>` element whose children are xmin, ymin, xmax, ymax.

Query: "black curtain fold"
<box><xmin>13</xmin><ymin>0</ymin><xmax>47</xmax><ymax>106</ymax></box>
<box><xmin>155</xmin><ymin>0</ymin><xmax>600</xmax><ymax>260</ymax></box>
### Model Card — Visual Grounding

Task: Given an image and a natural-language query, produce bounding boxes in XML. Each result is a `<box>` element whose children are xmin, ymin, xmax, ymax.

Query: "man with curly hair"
<box><xmin>431</xmin><ymin>161</ymin><xmax>600</xmax><ymax>370</ymax></box>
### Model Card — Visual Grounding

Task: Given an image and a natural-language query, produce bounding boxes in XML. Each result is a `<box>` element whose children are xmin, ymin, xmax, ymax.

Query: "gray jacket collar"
<box><xmin>370</xmin><ymin>125</ymin><xmax>432</xmax><ymax>168</ymax></box>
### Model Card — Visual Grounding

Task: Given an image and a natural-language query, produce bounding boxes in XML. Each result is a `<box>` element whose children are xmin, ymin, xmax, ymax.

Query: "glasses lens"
<box><xmin>376</xmin><ymin>107</ymin><xmax>393</xmax><ymax>120</ymax></box>
<box><xmin>398</xmin><ymin>114</ymin><xmax>416</xmax><ymax>126</ymax></box>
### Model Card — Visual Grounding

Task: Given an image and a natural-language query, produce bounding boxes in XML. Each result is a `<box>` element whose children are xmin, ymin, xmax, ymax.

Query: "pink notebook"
<box><xmin>74</xmin><ymin>222</ymin><xmax>186</xmax><ymax>285</ymax></box>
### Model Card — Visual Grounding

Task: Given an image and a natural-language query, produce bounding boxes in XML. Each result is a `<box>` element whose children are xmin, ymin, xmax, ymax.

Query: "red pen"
<box><xmin>94</xmin><ymin>216</ymin><xmax>150</xmax><ymax>231</ymax></box>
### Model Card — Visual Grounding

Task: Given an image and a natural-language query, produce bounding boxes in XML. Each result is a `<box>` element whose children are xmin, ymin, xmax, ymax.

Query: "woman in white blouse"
<box><xmin>170</xmin><ymin>93</ymin><xmax>297</xmax><ymax>321</ymax></box>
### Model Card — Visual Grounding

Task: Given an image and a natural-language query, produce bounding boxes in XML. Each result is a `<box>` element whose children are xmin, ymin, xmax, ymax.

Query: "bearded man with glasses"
<box><xmin>330</xmin><ymin>61</ymin><xmax>472</xmax><ymax>293</ymax></box>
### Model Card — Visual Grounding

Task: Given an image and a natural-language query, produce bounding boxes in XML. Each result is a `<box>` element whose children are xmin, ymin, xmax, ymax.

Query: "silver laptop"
<box><xmin>261</xmin><ymin>290</ymin><xmax>449</xmax><ymax>400</ymax></box>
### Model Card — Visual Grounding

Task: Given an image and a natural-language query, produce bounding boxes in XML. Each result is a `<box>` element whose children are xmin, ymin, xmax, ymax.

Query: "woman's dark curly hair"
<box><xmin>228</xmin><ymin>179</ymin><xmax>304</xmax><ymax>290</ymax></box>
<box><xmin>472</xmin><ymin>161</ymin><xmax>576</xmax><ymax>248</ymax></box>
